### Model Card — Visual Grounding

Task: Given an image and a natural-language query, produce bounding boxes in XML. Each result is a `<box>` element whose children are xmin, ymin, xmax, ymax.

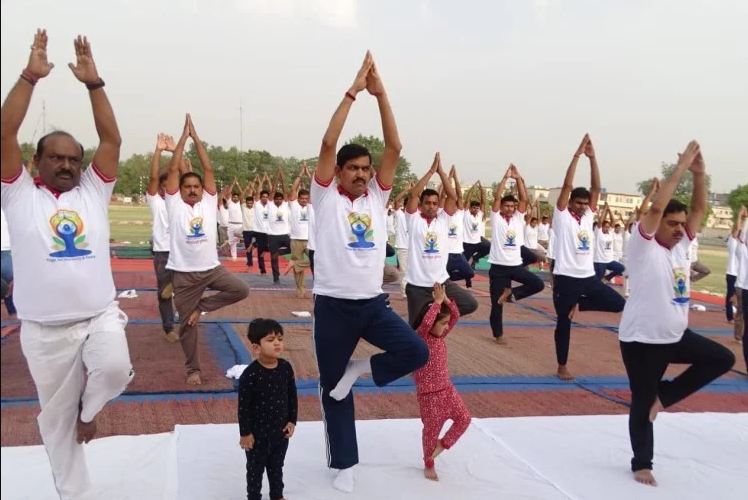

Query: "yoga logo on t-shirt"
<box><xmin>300</xmin><ymin>208</ymin><xmax>308</xmax><ymax>222</ymax></box>
<box><xmin>672</xmin><ymin>267</ymin><xmax>690</xmax><ymax>304</ymax></box>
<box><xmin>347</xmin><ymin>212</ymin><xmax>375</xmax><ymax>248</ymax></box>
<box><xmin>48</xmin><ymin>209</ymin><xmax>92</xmax><ymax>258</ymax></box>
<box><xmin>448</xmin><ymin>223</ymin><xmax>457</xmax><ymax>237</ymax></box>
<box><xmin>262</xmin><ymin>209</ymin><xmax>268</xmax><ymax>220</ymax></box>
<box><xmin>576</xmin><ymin>230</ymin><xmax>591</xmax><ymax>251</ymax></box>
<box><xmin>187</xmin><ymin>217</ymin><xmax>206</xmax><ymax>238</ymax></box>
<box><xmin>423</xmin><ymin>231</ymin><xmax>439</xmax><ymax>253</ymax></box>
<box><xmin>605</xmin><ymin>240</ymin><xmax>612</xmax><ymax>250</ymax></box>
<box><xmin>276</xmin><ymin>212</ymin><xmax>284</xmax><ymax>222</ymax></box>
<box><xmin>504</xmin><ymin>229</ymin><xmax>517</xmax><ymax>247</ymax></box>
<box><xmin>470</xmin><ymin>221</ymin><xmax>479</xmax><ymax>232</ymax></box>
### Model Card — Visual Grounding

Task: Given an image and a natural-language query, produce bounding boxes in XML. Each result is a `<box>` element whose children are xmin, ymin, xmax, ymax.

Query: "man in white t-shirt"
<box><xmin>0</xmin><ymin>207</ymin><xmax>16</xmax><ymax>315</ymax></box>
<box><xmin>462</xmin><ymin>182</ymin><xmax>491</xmax><ymax>287</ymax></box>
<box><xmin>736</xmin><ymin>217</ymin><xmax>748</xmax><ymax>369</ymax></box>
<box><xmin>267</xmin><ymin>190</ymin><xmax>292</xmax><ymax>284</ymax></box>
<box><xmin>224</xmin><ymin>178</ymin><xmax>244</xmax><ymax>261</ymax></box>
<box><xmin>253</xmin><ymin>189</ymin><xmax>271</xmax><ymax>275</ymax></box>
<box><xmin>445</xmin><ymin>166</ymin><xmax>475</xmax><ymax>286</ymax></box>
<box><xmin>240</xmin><ymin>194</ymin><xmax>256</xmax><ymax>267</ymax></box>
<box><xmin>612</xmin><ymin>223</ymin><xmax>624</xmax><ymax>260</ymax></box>
<box><xmin>593</xmin><ymin>203</ymin><xmax>625</xmax><ymax>282</ymax></box>
<box><xmin>0</xmin><ymin>31</ymin><xmax>134</xmax><ymax>499</ymax></box>
<box><xmin>488</xmin><ymin>165</ymin><xmax>544</xmax><ymax>343</ymax></box>
<box><xmin>404</xmin><ymin>153</ymin><xmax>478</xmax><ymax>325</ymax></box>
<box><xmin>537</xmin><ymin>215</ymin><xmax>551</xmax><ymax>249</ymax></box>
<box><xmin>617</xmin><ymin>141</ymin><xmax>734</xmax><ymax>487</ymax></box>
<box><xmin>552</xmin><ymin>134</ymin><xmax>626</xmax><ymax>380</ymax></box>
<box><xmin>688</xmin><ymin>234</ymin><xmax>711</xmax><ymax>282</ymax></box>
<box><xmin>164</xmin><ymin>115</ymin><xmax>249</xmax><ymax>386</ymax></box>
<box><xmin>392</xmin><ymin>187</ymin><xmax>410</xmax><ymax>295</ymax></box>
<box><xmin>310</xmin><ymin>53</ymin><xmax>428</xmax><ymax>493</ymax></box>
<box><xmin>288</xmin><ymin>164</ymin><xmax>313</xmax><ymax>297</ymax></box>
<box><xmin>727</xmin><ymin>206</ymin><xmax>747</xmax><ymax>341</ymax></box>
<box><xmin>146</xmin><ymin>133</ymin><xmax>189</xmax><ymax>343</ymax></box>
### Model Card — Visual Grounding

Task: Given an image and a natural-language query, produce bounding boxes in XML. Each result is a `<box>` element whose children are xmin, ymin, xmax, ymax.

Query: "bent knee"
<box><xmin>410</xmin><ymin>337</ymin><xmax>430</xmax><ymax>369</ymax></box>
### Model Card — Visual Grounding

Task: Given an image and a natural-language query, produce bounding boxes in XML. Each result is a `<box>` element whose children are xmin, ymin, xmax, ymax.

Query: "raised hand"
<box><xmin>350</xmin><ymin>51</ymin><xmax>373</xmax><ymax>95</ymax></box>
<box><xmin>432</xmin><ymin>282</ymin><xmax>446</xmax><ymax>304</ymax></box>
<box><xmin>365</xmin><ymin>60</ymin><xmax>386</xmax><ymax>97</ymax></box>
<box><xmin>689</xmin><ymin>150</ymin><xmax>706</xmax><ymax>174</ymax></box>
<box><xmin>574</xmin><ymin>133</ymin><xmax>590</xmax><ymax>158</ymax></box>
<box><xmin>676</xmin><ymin>140</ymin><xmax>700</xmax><ymax>170</ymax></box>
<box><xmin>180</xmin><ymin>114</ymin><xmax>191</xmax><ymax>141</ymax></box>
<box><xmin>26</xmin><ymin>29</ymin><xmax>54</xmax><ymax>78</ymax></box>
<box><xmin>163</xmin><ymin>135</ymin><xmax>177</xmax><ymax>152</ymax></box>
<box><xmin>68</xmin><ymin>35</ymin><xmax>101</xmax><ymax>84</ymax></box>
<box><xmin>186</xmin><ymin>114</ymin><xmax>199</xmax><ymax>139</ymax></box>
<box><xmin>429</xmin><ymin>152</ymin><xmax>440</xmax><ymax>175</ymax></box>
<box><xmin>583</xmin><ymin>136</ymin><xmax>596</xmax><ymax>158</ymax></box>
<box><xmin>156</xmin><ymin>133</ymin><xmax>168</xmax><ymax>152</ymax></box>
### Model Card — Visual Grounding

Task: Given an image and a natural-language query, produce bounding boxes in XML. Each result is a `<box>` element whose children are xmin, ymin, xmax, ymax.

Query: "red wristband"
<box><xmin>20</xmin><ymin>69</ymin><xmax>39</xmax><ymax>86</ymax></box>
<box><xmin>345</xmin><ymin>91</ymin><xmax>356</xmax><ymax>101</ymax></box>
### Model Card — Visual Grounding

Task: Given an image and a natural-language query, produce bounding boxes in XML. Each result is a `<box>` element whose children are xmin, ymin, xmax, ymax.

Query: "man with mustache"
<box><xmin>404</xmin><ymin>152</ymin><xmax>478</xmax><ymax>326</ymax></box>
<box><xmin>163</xmin><ymin>114</ymin><xmax>249</xmax><ymax>386</ymax></box>
<box><xmin>617</xmin><ymin>140</ymin><xmax>734</xmax><ymax>487</ymax></box>
<box><xmin>1</xmin><ymin>30</ymin><xmax>133</xmax><ymax>499</ymax></box>
<box><xmin>552</xmin><ymin>134</ymin><xmax>626</xmax><ymax>380</ymax></box>
<box><xmin>311</xmin><ymin>52</ymin><xmax>428</xmax><ymax>493</ymax></box>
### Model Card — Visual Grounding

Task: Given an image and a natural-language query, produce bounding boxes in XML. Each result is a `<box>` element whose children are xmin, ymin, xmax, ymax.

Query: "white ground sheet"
<box><xmin>2</xmin><ymin>413</ymin><xmax>746</xmax><ymax>499</ymax></box>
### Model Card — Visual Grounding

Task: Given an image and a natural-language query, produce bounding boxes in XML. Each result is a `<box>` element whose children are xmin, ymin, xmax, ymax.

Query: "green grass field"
<box><xmin>109</xmin><ymin>204</ymin><xmax>730</xmax><ymax>294</ymax></box>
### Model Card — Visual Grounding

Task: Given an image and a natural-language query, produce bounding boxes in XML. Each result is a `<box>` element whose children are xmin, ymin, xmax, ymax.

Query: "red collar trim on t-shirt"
<box><xmin>337</xmin><ymin>184</ymin><xmax>368</xmax><ymax>201</ymax></box>
<box><xmin>419</xmin><ymin>212</ymin><xmax>436</xmax><ymax>225</ymax></box>
<box><xmin>33</xmin><ymin>176</ymin><xmax>63</xmax><ymax>199</ymax></box>
<box><xmin>501</xmin><ymin>213</ymin><xmax>512</xmax><ymax>224</ymax></box>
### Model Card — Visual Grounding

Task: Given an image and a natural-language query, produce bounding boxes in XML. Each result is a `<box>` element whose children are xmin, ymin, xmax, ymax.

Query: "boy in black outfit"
<box><xmin>239</xmin><ymin>319</ymin><xmax>298</xmax><ymax>500</ymax></box>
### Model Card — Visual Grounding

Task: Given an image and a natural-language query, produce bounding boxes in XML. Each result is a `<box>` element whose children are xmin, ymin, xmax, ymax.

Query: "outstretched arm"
<box><xmin>393</xmin><ymin>182</ymin><xmax>411</xmax><ymax>209</ymax></box>
<box><xmin>477</xmin><ymin>181</ymin><xmax>487</xmax><ymax>218</ymax></box>
<box><xmin>686</xmin><ymin>150</ymin><xmax>707</xmax><ymax>237</ymax></box>
<box><xmin>67</xmin><ymin>35</ymin><xmax>121</xmax><ymax>177</ymax></box>
<box><xmin>451</xmin><ymin>166</ymin><xmax>464</xmax><ymax>210</ymax></box>
<box><xmin>1</xmin><ymin>29</ymin><xmax>55</xmax><ymax>180</ymax></box>
<box><xmin>639</xmin><ymin>141</ymin><xmax>701</xmax><ymax>236</ymax></box>
<box><xmin>407</xmin><ymin>154</ymin><xmax>439</xmax><ymax>213</ymax></box>
<box><xmin>513</xmin><ymin>164</ymin><xmax>529</xmax><ymax>214</ymax></box>
<box><xmin>147</xmin><ymin>133</ymin><xmax>167</xmax><ymax>195</ymax></box>
<box><xmin>366</xmin><ymin>58</ymin><xmax>402</xmax><ymax>187</ymax></box>
<box><xmin>463</xmin><ymin>182</ymin><xmax>476</xmax><ymax>209</ymax></box>
<box><xmin>288</xmin><ymin>169</ymin><xmax>303</xmax><ymax>202</ymax></box>
<box><xmin>557</xmin><ymin>134</ymin><xmax>589</xmax><ymax>211</ymax></box>
<box><xmin>492</xmin><ymin>166</ymin><xmax>511</xmax><ymax>212</ymax></box>
<box><xmin>317</xmin><ymin>52</ymin><xmax>373</xmax><ymax>184</ymax></box>
<box><xmin>187</xmin><ymin>114</ymin><xmax>216</xmax><ymax>194</ymax></box>
<box><xmin>436</xmin><ymin>155</ymin><xmax>457</xmax><ymax>215</ymax></box>
<box><xmin>165</xmin><ymin>117</ymin><xmax>191</xmax><ymax>194</ymax></box>
<box><xmin>585</xmin><ymin>137</ymin><xmax>601</xmax><ymax>211</ymax></box>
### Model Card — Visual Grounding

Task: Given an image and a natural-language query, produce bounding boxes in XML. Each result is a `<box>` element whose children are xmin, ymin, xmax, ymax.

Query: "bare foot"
<box><xmin>164</xmin><ymin>330</ymin><xmax>179</xmax><ymax>343</ymax></box>
<box><xmin>649</xmin><ymin>397</ymin><xmax>663</xmax><ymax>422</ymax></box>
<box><xmin>76</xmin><ymin>416</ymin><xmax>97</xmax><ymax>444</ymax></box>
<box><xmin>569</xmin><ymin>303</ymin><xmax>580</xmax><ymax>321</ymax></box>
<box><xmin>186</xmin><ymin>372</ymin><xmax>202</xmax><ymax>385</ymax></box>
<box><xmin>557</xmin><ymin>365</ymin><xmax>574</xmax><ymax>381</ymax></box>
<box><xmin>633</xmin><ymin>469</ymin><xmax>657</xmax><ymax>486</ymax></box>
<box><xmin>296</xmin><ymin>290</ymin><xmax>306</xmax><ymax>299</ymax></box>
<box><xmin>494</xmin><ymin>336</ymin><xmax>507</xmax><ymax>345</ymax></box>
<box><xmin>424</xmin><ymin>467</ymin><xmax>439</xmax><ymax>481</ymax></box>
<box><xmin>497</xmin><ymin>288</ymin><xmax>513</xmax><ymax>305</ymax></box>
<box><xmin>431</xmin><ymin>441</ymin><xmax>446</xmax><ymax>461</ymax></box>
<box><xmin>187</xmin><ymin>310</ymin><xmax>201</xmax><ymax>327</ymax></box>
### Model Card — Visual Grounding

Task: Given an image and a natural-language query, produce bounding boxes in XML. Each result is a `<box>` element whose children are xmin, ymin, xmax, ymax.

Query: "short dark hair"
<box><xmin>180</xmin><ymin>172</ymin><xmax>203</xmax><ymax>187</ymax></box>
<box><xmin>530</xmin><ymin>217</ymin><xmax>538</xmax><ymax>224</ymax></box>
<box><xmin>231</xmin><ymin>191</ymin><xmax>240</xmax><ymax>197</ymax></box>
<box><xmin>336</xmin><ymin>143</ymin><xmax>371</xmax><ymax>168</ymax></box>
<box><xmin>419</xmin><ymin>188</ymin><xmax>439</xmax><ymax>203</ymax></box>
<box><xmin>247</xmin><ymin>318</ymin><xmax>284</xmax><ymax>345</ymax></box>
<box><xmin>663</xmin><ymin>199</ymin><xmax>689</xmax><ymax>217</ymax></box>
<box><xmin>260</xmin><ymin>190</ymin><xmax>270</xmax><ymax>197</ymax></box>
<box><xmin>298</xmin><ymin>189</ymin><xmax>310</xmax><ymax>197</ymax></box>
<box><xmin>569</xmin><ymin>187</ymin><xmax>590</xmax><ymax>202</ymax></box>
<box><xmin>274</xmin><ymin>191</ymin><xmax>284</xmax><ymax>199</ymax></box>
<box><xmin>36</xmin><ymin>131</ymin><xmax>84</xmax><ymax>159</ymax></box>
<box><xmin>500</xmin><ymin>195</ymin><xmax>518</xmax><ymax>204</ymax></box>
<box><xmin>469</xmin><ymin>200</ymin><xmax>481</xmax><ymax>208</ymax></box>
<box><xmin>245</xmin><ymin>196</ymin><xmax>254</xmax><ymax>202</ymax></box>
<box><xmin>413</xmin><ymin>302</ymin><xmax>451</xmax><ymax>330</ymax></box>
<box><xmin>542</xmin><ymin>215</ymin><xmax>549</xmax><ymax>221</ymax></box>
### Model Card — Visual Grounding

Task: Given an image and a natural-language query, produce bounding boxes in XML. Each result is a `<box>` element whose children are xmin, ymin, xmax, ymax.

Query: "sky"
<box><xmin>1</xmin><ymin>0</ymin><xmax>746</xmax><ymax>194</ymax></box>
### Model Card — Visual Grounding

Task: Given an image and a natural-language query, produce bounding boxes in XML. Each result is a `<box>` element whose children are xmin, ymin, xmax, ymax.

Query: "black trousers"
<box><xmin>242</xmin><ymin>231</ymin><xmax>257</xmax><ymax>266</ymax></box>
<box><xmin>268</xmin><ymin>234</ymin><xmax>292</xmax><ymax>280</ymax></box>
<box><xmin>308</xmin><ymin>249</ymin><xmax>315</xmax><ymax>275</ymax></box>
<box><xmin>725</xmin><ymin>274</ymin><xmax>737</xmax><ymax>321</ymax></box>
<box><xmin>254</xmin><ymin>232</ymin><xmax>269</xmax><ymax>273</ymax></box>
<box><xmin>245</xmin><ymin>435</ymin><xmax>289</xmax><ymax>500</ymax></box>
<box><xmin>552</xmin><ymin>274</ymin><xmax>626</xmax><ymax>365</ymax></box>
<box><xmin>447</xmin><ymin>253</ymin><xmax>475</xmax><ymax>282</ymax></box>
<box><xmin>405</xmin><ymin>281</ymin><xmax>478</xmax><ymax>327</ymax></box>
<box><xmin>488</xmin><ymin>264</ymin><xmax>544</xmax><ymax>338</ymax></box>
<box><xmin>152</xmin><ymin>250</ymin><xmax>174</xmax><ymax>333</ymax></box>
<box><xmin>463</xmin><ymin>238</ymin><xmax>491</xmax><ymax>267</ymax></box>
<box><xmin>620</xmin><ymin>330</ymin><xmax>735</xmax><ymax>471</ymax></box>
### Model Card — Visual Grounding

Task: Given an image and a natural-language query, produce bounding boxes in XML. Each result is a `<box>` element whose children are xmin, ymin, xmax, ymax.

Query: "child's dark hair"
<box><xmin>247</xmin><ymin>318</ymin><xmax>284</xmax><ymax>344</ymax></box>
<box><xmin>413</xmin><ymin>301</ymin><xmax>452</xmax><ymax>330</ymax></box>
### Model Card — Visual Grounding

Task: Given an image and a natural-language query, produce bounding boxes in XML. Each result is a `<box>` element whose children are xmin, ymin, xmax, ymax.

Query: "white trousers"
<box><xmin>228</xmin><ymin>223</ymin><xmax>243</xmax><ymax>260</ymax></box>
<box><xmin>20</xmin><ymin>301</ymin><xmax>134</xmax><ymax>500</ymax></box>
<box><xmin>396</xmin><ymin>247</ymin><xmax>409</xmax><ymax>294</ymax></box>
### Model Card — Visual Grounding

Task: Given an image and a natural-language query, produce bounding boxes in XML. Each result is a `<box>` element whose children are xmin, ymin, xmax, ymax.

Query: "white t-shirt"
<box><xmin>537</xmin><ymin>222</ymin><xmax>550</xmax><ymax>242</ymax></box>
<box><xmin>253</xmin><ymin>201</ymin><xmax>271</xmax><ymax>234</ymax></box>
<box><xmin>463</xmin><ymin>210</ymin><xmax>485</xmax><ymax>244</ymax></box>
<box><xmin>307</xmin><ymin>206</ymin><xmax>316</xmax><ymax>251</ymax></box>
<box><xmin>146</xmin><ymin>193</ymin><xmax>170</xmax><ymax>252</ymax></box>
<box><xmin>619</xmin><ymin>224</ymin><xmax>693</xmax><ymax>344</ymax></box>
<box><xmin>1</xmin><ymin>166</ymin><xmax>116</xmax><ymax>323</ymax></box>
<box><xmin>405</xmin><ymin>210</ymin><xmax>451</xmax><ymax>287</ymax></box>
<box><xmin>386</xmin><ymin>212</ymin><xmax>396</xmax><ymax>237</ymax></box>
<box><xmin>241</xmin><ymin>205</ymin><xmax>255</xmax><ymax>232</ymax></box>
<box><xmin>289</xmin><ymin>200</ymin><xmax>312</xmax><ymax>240</ymax></box>
<box><xmin>447</xmin><ymin>209</ymin><xmax>465</xmax><ymax>254</ymax></box>
<box><xmin>394</xmin><ymin>208</ymin><xmax>409</xmax><ymax>249</ymax></box>
<box><xmin>267</xmin><ymin>201</ymin><xmax>290</xmax><ymax>236</ymax></box>
<box><xmin>726</xmin><ymin>235</ymin><xmax>739</xmax><ymax>277</ymax></box>
<box><xmin>524</xmin><ymin>224</ymin><xmax>539</xmax><ymax>250</ymax></box>
<box><xmin>0</xmin><ymin>208</ymin><xmax>10</xmax><ymax>251</ymax></box>
<box><xmin>735</xmin><ymin>222</ymin><xmax>748</xmax><ymax>289</ymax></box>
<box><xmin>488</xmin><ymin>211</ymin><xmax>525</xmax><ymax>266</ymax></box>
<box><xmin>227</xmin><ymin>200</ymin><xmax>243</xmax><ymax>225</ymax></box>
<box><xmin>593</xmin><ymin>228</ymin><xmax>614</xmax><ymax>264</ymax></box>
<box><xmin>217</xmin><ymin>204</ymin><xmax>229</xmax><ymax>227</ymax></box>
<box><xmin>552</xmin><ymin>206</ymin><xmax>596</xmax><ymax>278</ymax></box>
<box><xmin>689</xmin><ymin>237</ymin><xmax>699</xmax><ymax>263</ymax></box>
<box><xmin>165</xmin><ymin>190</ymin><xmax>219</xmax><ymax>272</ymax></box>
<box><xmin>547</xmin><ymin>229</ymin><xmax>555</xmax><ymax>260</ymax></box>
<box><xmin>622</xmin><ymin>229</ymin><xmax>632</xmax><ymax>262</ymax></box>
<box><xmin>311</xmin><ymin>175</ymin><xmax>390</xmax><ymax>299</ymax></box>
<box><xmin>612</xmin><ymin>232</ymin><xmax>624</xmax><ymax>260</ymax></box>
